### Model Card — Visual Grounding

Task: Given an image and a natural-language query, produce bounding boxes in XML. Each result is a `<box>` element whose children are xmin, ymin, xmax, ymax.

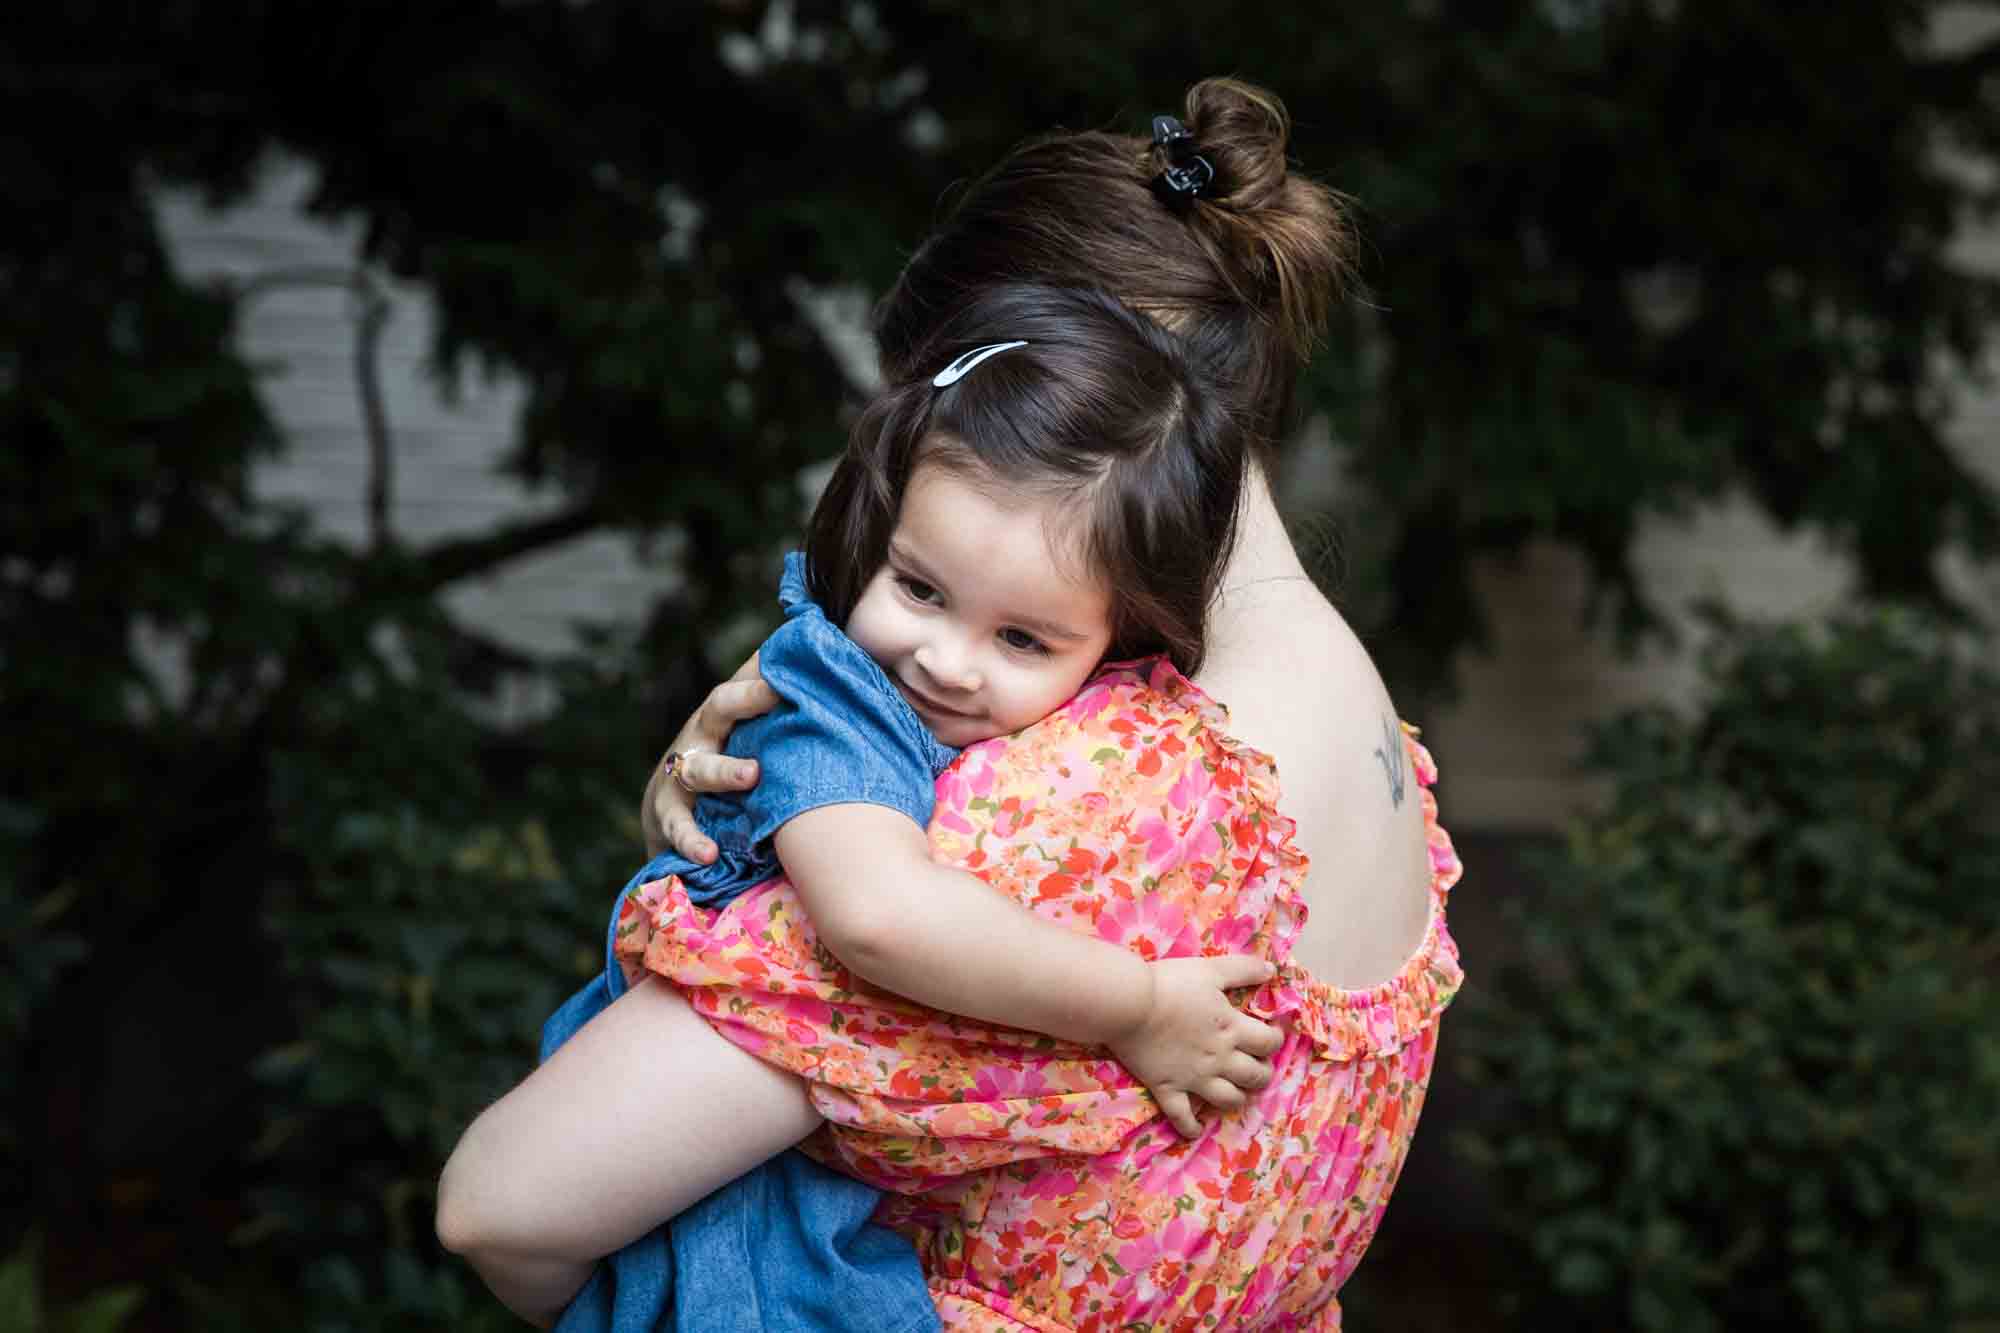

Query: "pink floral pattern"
<box><xmin>616</xmin><ymin>658</ymin><xmax>1464</xmax><ymax>1330</ymax></box>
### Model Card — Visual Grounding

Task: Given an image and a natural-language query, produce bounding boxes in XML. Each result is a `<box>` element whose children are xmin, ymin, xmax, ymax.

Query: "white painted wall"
<box><xmin>1421</xmin><ymin>416</ymin><xmax>1998</xmax><ymax>830</ymax></box>
<box><xmin>156</xmin><ymin>158</ymin><xmax>684</xmax><ymax>670</ymax></box>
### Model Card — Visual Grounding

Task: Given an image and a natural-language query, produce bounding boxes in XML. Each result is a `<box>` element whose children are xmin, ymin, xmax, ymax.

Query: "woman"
<box><xmin>439</xmin><ymin>78</ymin><xmax>1462</xmax><ymax>1331</ymax></box>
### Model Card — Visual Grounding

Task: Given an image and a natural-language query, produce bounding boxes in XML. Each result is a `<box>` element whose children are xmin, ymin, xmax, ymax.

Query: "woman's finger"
<box><xmin>681</xmin><ymin>750</ymin><xmax>758</xmax><ymax>794</ymax></box>
<box><xmin>661</xmin><ymin>807</ymin><xmax>718</xmax><ymax>866</ymax></box>
<box><xmin>641</xmin><ymin>764</ymin><xmax>680</xmax><ymax>859</ymax></box>
<box><xmin>695</xmin><ymin>677</ymin><xmax>780</xmax><ymax>739</ymax></box>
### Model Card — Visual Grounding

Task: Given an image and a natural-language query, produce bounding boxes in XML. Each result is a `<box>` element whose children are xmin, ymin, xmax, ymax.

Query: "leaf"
<box><xmin>61</xmin><ymin>1287</ymin><xmax>145</xmax><ymax>1333</ymax></box>
<box><xmin>0</xmin><ymin>1233</ymin><xmax>40</xmax><ymax>1333</ymax></box>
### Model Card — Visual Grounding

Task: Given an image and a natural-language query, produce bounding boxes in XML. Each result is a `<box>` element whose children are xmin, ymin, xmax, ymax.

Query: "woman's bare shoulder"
<box><xmin>1197</xmin><ymin>597</ymin><xmax>1435</xmax><ymax>988</ymax></box>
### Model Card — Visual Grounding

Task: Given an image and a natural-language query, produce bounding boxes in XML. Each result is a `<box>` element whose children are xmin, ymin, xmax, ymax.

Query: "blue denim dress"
<box><xmin>541</xmin><ymin>552</ymin><xmax>950</xmax><ymax>1333</ymax></box>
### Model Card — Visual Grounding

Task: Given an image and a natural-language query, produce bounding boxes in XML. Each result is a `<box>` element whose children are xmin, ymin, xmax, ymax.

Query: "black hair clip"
<box><xmin>1149</xmin><ymin>114</ymin><xmax>1213</xmax><ymax>208</ymax></box>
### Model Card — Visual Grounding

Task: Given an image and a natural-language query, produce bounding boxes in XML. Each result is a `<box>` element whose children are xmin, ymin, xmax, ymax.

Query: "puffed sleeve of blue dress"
<box><xmin>615</xmin><ymin>548</ymin><xmax>957</xmax><ymax>916</ymax></box>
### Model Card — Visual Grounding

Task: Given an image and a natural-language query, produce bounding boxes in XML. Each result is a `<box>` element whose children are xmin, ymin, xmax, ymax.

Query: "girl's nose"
<box><xmin>914</xmin><ymin>639</ymin><xmax>982</xmax><ymax>694</ymax></box>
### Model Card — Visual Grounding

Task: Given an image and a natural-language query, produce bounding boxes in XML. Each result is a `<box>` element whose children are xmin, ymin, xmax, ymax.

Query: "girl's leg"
<box><xmin>436</xmin><ymin>975</ymin><xmax>821</xmax><ymax>1324</ymax></box>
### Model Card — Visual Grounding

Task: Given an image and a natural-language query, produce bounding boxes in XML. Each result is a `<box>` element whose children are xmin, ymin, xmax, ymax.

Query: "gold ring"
<box><xmin>661</xmin><ymin>749</ymin><xmax>703</xmax><ymax>794</ymax></box>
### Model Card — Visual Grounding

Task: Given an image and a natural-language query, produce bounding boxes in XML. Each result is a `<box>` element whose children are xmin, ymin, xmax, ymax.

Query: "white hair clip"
<box><xmin>931</xmin><ymin>340</ymin><xmax>1029</xmax><ymax>388</ymax></box>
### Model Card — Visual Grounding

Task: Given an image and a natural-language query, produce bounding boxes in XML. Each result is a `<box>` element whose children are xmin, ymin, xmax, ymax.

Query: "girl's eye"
<box><xmin>899</xmin><ymin>576</ymin><xmax>940</xmax><ymax>605</ymax></box>
<box><xmin>999</xmin><ymin>627</ymin><xmax>1048</xmax><ymax>655</ymax></box>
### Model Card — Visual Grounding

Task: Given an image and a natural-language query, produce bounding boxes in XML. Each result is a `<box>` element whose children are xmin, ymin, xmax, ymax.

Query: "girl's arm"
<box><xmin>642</xmin><ymin>666</ymin><xmax>1281</xmax><ymax>1132</ymax></box>
<box><xmin>774</xmin><ymin>804</ymin><xmax>1281</xmax><ymax>1137</ymax></box>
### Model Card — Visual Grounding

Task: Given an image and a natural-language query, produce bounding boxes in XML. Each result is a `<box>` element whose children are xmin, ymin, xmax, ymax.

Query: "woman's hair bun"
<box><xmin>1159</xmin><ymin>77</ymin><xmax>1356</xmax><ymax>367</ymax></box>
<box><xmin>872</xmin><ymin>76</ymin><xmax>1356</xmax><ymax>452</ymax></box>
<box><xmin>1175</xmin><ymin>78</ymin><xmax>1291</xmax><ymax>211</ymax></box>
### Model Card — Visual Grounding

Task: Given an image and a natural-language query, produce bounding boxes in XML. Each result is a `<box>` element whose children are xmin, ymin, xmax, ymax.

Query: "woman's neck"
<box><xmin>1215</xmin><ymin>466</ymin><xmax>1315</xmax><ymax>604</ymax></box>
<box><xmin>1196</xmin><ymin>464</ymin><xmax>1339</xmax><ymax>688</ymax></box>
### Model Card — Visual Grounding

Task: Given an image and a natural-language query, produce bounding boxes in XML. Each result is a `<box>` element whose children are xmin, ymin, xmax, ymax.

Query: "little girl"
<box><xmin>541</xmin><ymin>283</ymin><xmax>1279</xmax><ymax>1332</ymax></box>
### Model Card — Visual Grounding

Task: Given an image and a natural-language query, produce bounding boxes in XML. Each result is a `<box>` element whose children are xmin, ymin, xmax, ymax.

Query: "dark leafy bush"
<box><xmin>1458</xmin><ymin>608</ymin><xmax>2000</xmax><ymax>1331</ymax></box>
<box><xmin>230</xmin><ymin>620</ymin><xmax>657</xmax><ymax>1330</ymax></box>
<box><xmin>0</xmin><ymin>1232</ymin><xmax>143</xmax><ymax>1333</ymax></box>
<box><xmin>0</xmin><ymin>803</ymin><xmax>83</xmax><ymax>1102</ymax></box>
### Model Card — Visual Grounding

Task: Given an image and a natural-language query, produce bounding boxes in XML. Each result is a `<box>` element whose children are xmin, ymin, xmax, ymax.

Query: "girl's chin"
<box><xmin>895</xmin><ymin>683</ymin><xmax>987</xmax><ymax>744</ymax></box>
<box><xmin>927</xmin><ymin>715</ymin><xmax>994</xmax><ymax>748</ymax></box>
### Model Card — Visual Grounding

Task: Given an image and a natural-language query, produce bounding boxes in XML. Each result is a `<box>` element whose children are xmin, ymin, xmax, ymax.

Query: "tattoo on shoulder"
<box><xmin>1372</xmin><ymin>715</ymin><xmax>1406</xmax><ymax>810</ymax></box>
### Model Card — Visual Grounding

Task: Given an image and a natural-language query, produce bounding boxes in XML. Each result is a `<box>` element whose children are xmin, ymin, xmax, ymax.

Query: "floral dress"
<box><xmin>616</xmin><ymin>659</ymin><xmax>1464</xmax><ymax>1331</ymax></box>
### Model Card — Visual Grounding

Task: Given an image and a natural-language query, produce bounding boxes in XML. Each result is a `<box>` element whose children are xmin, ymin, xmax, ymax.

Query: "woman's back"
<box><xmin>1194</xmin><ymin>496</ymin><xmax>1434</xmax><ymax>992</ymax></box>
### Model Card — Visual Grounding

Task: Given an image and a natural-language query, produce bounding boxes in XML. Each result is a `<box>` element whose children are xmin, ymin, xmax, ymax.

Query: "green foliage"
<box><xmin>1458</xmin><ymin>608</ymin><xmax>2000</xmax><ymax>1330</ymax></box>
<box><xmin>173</xmin><ymin>1243</ymin><xmax>519</xmax><ymax>1333</ymax></box>
<box><xmin>0</xmin><ymin>1233</ymin><xmax>144</xmax><ymax>1333</ymax></box>
<box><xmin>0</xmin><ymin>803</ymin><xmax>82</xmax><ymax>1072</ymax></box>
<box><xmin>244</xmin><ymin>657</ymin><xmax>622</xmax><ymax>1327</ymax></box>
<box><xmin>231</xmin><ymin>594</ymin><xmax>666</xmax><ymax>1324</ymax></box>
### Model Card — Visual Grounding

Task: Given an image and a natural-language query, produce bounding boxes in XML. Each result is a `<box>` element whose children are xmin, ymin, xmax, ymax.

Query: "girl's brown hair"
<box><xmin>806</xmin><ymin>283</ymin><xmax>1244</xmax><ymax>676</ymax></box>
<box><xmin>874</xmin><ymin>78</ymin><xmax>1357</xmax><ymax>455</ymax></box>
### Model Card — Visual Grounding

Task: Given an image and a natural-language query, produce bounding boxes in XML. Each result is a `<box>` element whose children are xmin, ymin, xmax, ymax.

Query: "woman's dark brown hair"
<box><xmin>874</xmin><ymin>78</ymin><xmax>1357</xmax><ymax>456</ymax></box>
<box><xmin>805</xmin><ymin>283</ymin><xmax>1244</xmax><ymax>676</ymax></box>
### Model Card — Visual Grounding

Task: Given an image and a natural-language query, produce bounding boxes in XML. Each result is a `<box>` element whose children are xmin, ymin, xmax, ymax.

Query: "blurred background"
<box><xmin>4</xmin><ymin>2</ymin><xmax>1998</xmax><ymax>1329</ymax></box>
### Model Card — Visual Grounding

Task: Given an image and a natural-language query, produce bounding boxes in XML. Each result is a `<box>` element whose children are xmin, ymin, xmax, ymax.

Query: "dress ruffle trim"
<box><xmin>1137</xmin><ymin>662</ymin><xmax>1465</xmax><ymax>1062</ymax></box>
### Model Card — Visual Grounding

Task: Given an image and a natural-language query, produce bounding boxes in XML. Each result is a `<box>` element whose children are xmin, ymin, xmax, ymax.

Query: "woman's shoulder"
<box><xmin>931</xmin><ymin>655</ymin><xmax>1295</xmax><ymax>944</ymax></box>
<box><xmin>937</xmin><ymin>652</ymin><xmax>1307</xmax><ymax>826</ymax></box>
<box><xmin>949</xmin><ymin>656</ymin><xmax>1250</xmax><ymax>795</ymax></box>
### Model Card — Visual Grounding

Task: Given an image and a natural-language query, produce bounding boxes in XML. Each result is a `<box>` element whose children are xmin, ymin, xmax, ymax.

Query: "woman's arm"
<box><xmin>775</xmin><ymin>804</ymin><xmax>1280</xmax><ymax>1137</ymax></box>
<box><xmin>435</xmin><ymin>977</ymin><xmax>820</xmax><ymax>1326</ymax></box>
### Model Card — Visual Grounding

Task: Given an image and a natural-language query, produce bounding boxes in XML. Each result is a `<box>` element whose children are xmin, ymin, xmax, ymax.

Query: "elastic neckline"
<box><xmin>1094</xmin><ymin>657</ymin><xmax>1465</xmax><ymax>1058</ymax></box>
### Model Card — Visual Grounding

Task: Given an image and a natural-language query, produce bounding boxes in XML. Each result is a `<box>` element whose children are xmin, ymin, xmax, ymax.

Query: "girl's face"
<box><xmin>847</xmin><ymin>457</ymin><xmax>1114</xmax><ymax>748</ymax></box>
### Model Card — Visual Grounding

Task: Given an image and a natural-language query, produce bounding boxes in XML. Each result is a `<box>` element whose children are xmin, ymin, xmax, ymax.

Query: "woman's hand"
<box><xmin>641</xmin><ymin>653</ymin><xmax>778</xmax><ymax>860</ymax></box>
<box><xmin>1111</xmin><ymin>956</ymin><xmax>1284</xmax><ymax>1139</ymax></box>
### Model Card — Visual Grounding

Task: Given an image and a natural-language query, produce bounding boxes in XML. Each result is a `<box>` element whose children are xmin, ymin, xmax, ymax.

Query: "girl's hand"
<box><xmin>641</xmin><ymin>653</ymin><xmax>778</xmax><ymax>861</ymax></box>
<box><xmin>1110</xmin><ymin>955</ymin><xmax>1283</xmax><ymax>1139</ymax></box>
